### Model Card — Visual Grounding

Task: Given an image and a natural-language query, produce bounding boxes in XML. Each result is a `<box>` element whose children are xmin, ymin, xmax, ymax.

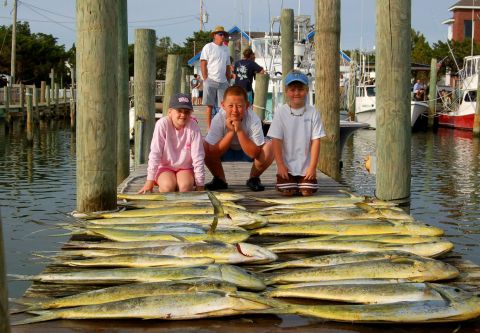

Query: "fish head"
<box><xmin>236</xmin><ymin>243</ymin><xmax>278</xmax><ymax>263</ymax></box>
<box><xmin>219</xmin><ymin>265</ymin><xmax>266</xmax><ymax>291</ymax></box>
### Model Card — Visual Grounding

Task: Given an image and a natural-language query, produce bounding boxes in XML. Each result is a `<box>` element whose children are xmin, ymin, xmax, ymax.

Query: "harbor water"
<box><xmin>1</xmin><ymin>120</ymin><xmax>480</xmax><ymax>331</ymax></box>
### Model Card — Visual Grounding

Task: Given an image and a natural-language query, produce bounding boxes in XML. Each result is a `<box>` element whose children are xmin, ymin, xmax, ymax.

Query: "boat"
<box><xmin>355</xmin><ymin>84</ymin><xmax>429</xmax><ymax>129</ymax></box>
<box><xmin>437</xmin><ymin>55</ymin><xmax>479</xmax><ymax>130</ymax></box>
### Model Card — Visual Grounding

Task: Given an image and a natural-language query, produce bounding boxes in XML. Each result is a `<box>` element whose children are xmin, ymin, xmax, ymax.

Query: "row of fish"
<box><xmin>10</xmin><ymin>190</ymin><xmax>479</xmax><ymax>325</ymax></box>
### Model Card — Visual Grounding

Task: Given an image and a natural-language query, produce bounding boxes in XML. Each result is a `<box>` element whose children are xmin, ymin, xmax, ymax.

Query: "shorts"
<box><xmin>198</xmin><ymin>90</ymin><xmax>203</xmax><ymax>98</ymax></box>
<box><xmin>276</xmin><ymin>173</ymin><xmax>318</xmax><ymax>196</ymax></box>
<box><xmin>192</xmin><ymin>88</ymin><xmax>199</xmax><ymax>98</ymax></box>
<box><xmin>203</xmin><ymin>79</ymin><xmax>229</xmax><ymax>107</ymax></box>
<box><xmin>221</xmin><ymin>148</ymin><xmax>253</xmax><ymax>162</ymax></box>
<box><xmin>247</xmin><ymin>91</ymin><xmax>253</xmax><ymax>104</ymax></box>
<box><xmin>154</xmin><ymin>167</ymin><xmax>194</xmax><ymax>184</ymax></box>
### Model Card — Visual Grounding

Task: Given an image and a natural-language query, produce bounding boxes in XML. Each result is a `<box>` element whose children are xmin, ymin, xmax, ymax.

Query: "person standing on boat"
<box><xmin>267</xmin><ymin>71</ymin><xmax>326</xmax><ymax>196</ymax></box>
<box><xmin>234</xmin><ymin>48</ymin><xmax>264</xmax><ymax>104</ymax></box>
<box><xmin>200</xmin><ymin>25</ymin><xmax>231</xmax><ymax>128</ymax></box>
<box><xmin>413</xmin><ymin>79</ymin><xmax>425</xmax><ymax>101</ymax></box>
<box><xmin>137</xmin><ymin>93</ymin><xmax>205</xmax><ymax>193</ymax></box>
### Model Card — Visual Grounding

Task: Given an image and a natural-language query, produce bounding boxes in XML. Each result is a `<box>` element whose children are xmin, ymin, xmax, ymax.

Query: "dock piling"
<box><xmin>280</xmin><ymin>8</ymin><xmax>294</xmax><ymax>86</ymax></box>
<box><xmin>117</xmin><ymin>0</ymin><xmax>130</xmax><ymax>184</ymax></box>
<box><xmin>76</xmin><ymin>0</ymin><xmax>119</xmax><ymax>213</ymax></box>
<box><xmin>26</xmin><ymin>87</ymin><xmax>33</xmax><ymax>143</ymax></box>
<box><xmin>0</xmin><ymin>211</ymin><xmax>10</xmax><ymax>333</ymax></box>
<box><xmin>315</xmin><ymin>0</ymin><xmax>341</xmax><ymax>180</ymax></box>
<box><xmin>163</xmin><ymin>54</ymin><xmax>182</xmax><ymax>117</ymax></box>
<box><xmin>428</xmin><ymin>58</ymin><xmax>437</xmax><ymax>129</ymax></box>
<box><xmin>134</xmin><ymin>29</ymin><xmax>156</xmax><ymax>163</ymax></box>
<box><xmin>40</xmin><ymin>80</ymin><xmax>46</xmax><ymax>103</ymax></box>
<box><xmin>375</xmin><ymin>0</ymin><xmax>411</xmax><ymax>201</ymax></box>
<box><xmin>253</xmin><ymin>73</ymin><xmax>269</xmax><ymax>121</ymax></box>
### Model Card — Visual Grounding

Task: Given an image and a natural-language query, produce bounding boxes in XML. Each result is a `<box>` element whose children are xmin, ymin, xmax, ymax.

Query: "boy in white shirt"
<box><xmin>267</xmin><ymin>71</ymin><xmax>326</xmax><ymax>196</ymax></box>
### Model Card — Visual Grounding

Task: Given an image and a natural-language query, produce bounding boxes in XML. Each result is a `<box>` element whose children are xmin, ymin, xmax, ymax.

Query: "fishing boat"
<box><xmin>355</xmin><ymin>84</ymin><xmax>429</xmax><ymax>129</ymax></box>
<box><xmin>437</xmin><ymin>55</ymin><xmax>479</xmax><ymax>130</ymax></box>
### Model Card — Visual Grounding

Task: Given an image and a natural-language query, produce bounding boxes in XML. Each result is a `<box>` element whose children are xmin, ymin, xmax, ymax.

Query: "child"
<box><xmin>138</xmin><ymin>93</ymin><xmax>205</xmax><ymax>193</ymax></box>
<box><xmin>204</xmin><ymin>85</ymin><xmax>273</xmax><ymax>191</ymax></box>
<box><xmin>267</xmin><ymin>70</ymin><xmax>326</xmax><ymax>196</ymax></box>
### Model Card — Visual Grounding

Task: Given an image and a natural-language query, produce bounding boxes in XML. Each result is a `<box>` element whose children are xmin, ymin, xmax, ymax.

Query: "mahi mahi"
<box><xmin>117</xmin><ymin>191</ymin><xmax>245</xmax><ymax>202</ymax></box>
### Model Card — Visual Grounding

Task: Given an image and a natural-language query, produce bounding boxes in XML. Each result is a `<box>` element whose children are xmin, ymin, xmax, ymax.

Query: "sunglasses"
<box><xmin>215</xmin><ymin>32</ymin><xmax>227</xmax><ymax>36</ymax></box>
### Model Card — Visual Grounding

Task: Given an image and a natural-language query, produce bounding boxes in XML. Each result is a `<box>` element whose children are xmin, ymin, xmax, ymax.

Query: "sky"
<box><xmin>0</xmin><ymin>0</ymin><xmax>456</xmax><ymax>53</ymax></box>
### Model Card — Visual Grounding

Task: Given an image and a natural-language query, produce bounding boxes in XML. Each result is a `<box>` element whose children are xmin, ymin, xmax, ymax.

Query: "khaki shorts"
<box><xmin>203</xmin><ymin>79</ymin><xmax>229</xmax><ymax>107</ymax></box>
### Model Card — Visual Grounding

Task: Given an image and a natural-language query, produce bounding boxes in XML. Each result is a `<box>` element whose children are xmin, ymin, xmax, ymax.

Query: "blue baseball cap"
<box><xmin>169</xmin><ymin>93</ymin><xmax>193</xmax><ymax>110</ymax></box>
<box><xmin>284</xmin><ymin>71</ymin><xmax>309</xmax><ymax>86</ymax></box>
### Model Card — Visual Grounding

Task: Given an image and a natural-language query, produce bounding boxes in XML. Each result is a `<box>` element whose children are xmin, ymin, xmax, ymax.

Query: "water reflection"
<box><xmin>341</xmin><ymin>128</ymin><xmax>480</xmax><ymax>264</ymax></box>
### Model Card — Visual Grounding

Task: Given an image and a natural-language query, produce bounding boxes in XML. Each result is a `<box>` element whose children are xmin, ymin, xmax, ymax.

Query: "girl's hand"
<box><xmin>137</xmin><ymin>180</ymin><xmax>155</xmax><ymax>194</ymax></box>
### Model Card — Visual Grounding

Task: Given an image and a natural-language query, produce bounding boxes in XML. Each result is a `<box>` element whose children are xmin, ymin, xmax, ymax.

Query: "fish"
<box><xmin>14</xmin><ymin>279</ymin><xmax>238</xmax><ymax>311</ymax></box>
<box><xmin>118</xmin><ymin>200</ymin><xmax>246</xmax><ymax>211</ymax></box>
<box><xmin>264</xmin><ymin>282</ymin><xmax>445</xmax><ymax>304</ymax></box>
<box><xmin>259</xmin><ymin>250</ymin><xmax>421</xmax><ymax>272</ymax></box>
<box><xmin>266</xmin><ymin>239</ymin><xmax>453</xmax><ymax>257</ymax></box>
<box><xmin>10</xmin><ymin>264</ymin><xmax>266</xmax><ymax>290</ymax></box>
<box><xmin>259</xmin><ymin>284</ymin><xmax>480</xmax><ymax>323</ymax></box>
<box><xmin>58</xmin><ymin>254</ymin><xmax>215</xmax><ymax>268</ymax></box>
<box><xmin>83</xmin><ymin>222</ymin><xmax>245</xmax><ymax>233</ymax></box>
<box><xmin>265</xmin><ymin>258</ymin><xmax>459</xmax><ymax>284</ymax></box>
<box><xmin>254</xmin><ymin>221</ymin><xmax>444</xmax><ymax>237</ymax></box>
<box><xmin>64</xmin><ymin>240</ymin><xmax>184</xmax><ymax>249</ymax></box>
<box><xmin>117</xmin><ymin>191</ymin><xmax>245</xmax><ymax>202</ymax></box>
<box><xmin>57</xmin><ymin>242</ymin><xmax>278</xmax><ymax>265</ymax></box>
<box><xmin>264</xmin><ymin>234</ymin><xmax>442</xmax><ymax>245</ymax></box>
<box><xmin>12</xmin><ymin>291</ymin><xmax>272</xmax><ymax>325</ymax></box>
<box><xmin>83</xmin><ymin>227</ymin><xmax>250</xmax><ymax>243</ymax></box>
<box><xmin>263</xmin><ymin>207</ymin><xmax>413</xmax><ymax>222</ymax></box>
<box><xmin>250</xmin><ymin>191</ymin><xmax>365</xmax><ymax>204</ymax></box>
<box><xmin>257</xmin><ymin>199</ymin><xmax>395</xmax><ymax>212</ymax></box>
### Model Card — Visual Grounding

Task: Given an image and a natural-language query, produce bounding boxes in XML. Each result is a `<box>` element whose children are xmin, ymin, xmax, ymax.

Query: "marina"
<box><xmin>1</xmin><ymin>0</ymin><xmax>480</xmax><ymax>331</ymax></box>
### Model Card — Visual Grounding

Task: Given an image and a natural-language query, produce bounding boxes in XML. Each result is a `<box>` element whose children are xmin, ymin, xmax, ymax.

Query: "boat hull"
<box><xmin>438</xmin><ymin>113</ymin><xmax>475</xmax><ymax>130</ymax></box>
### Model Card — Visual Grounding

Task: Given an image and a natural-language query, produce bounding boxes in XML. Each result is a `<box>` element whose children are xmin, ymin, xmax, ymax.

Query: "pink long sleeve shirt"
<box><xmin>147</xmin><ymin>117</ymin><xmax>205</xmax><ymax>186</ymax></box>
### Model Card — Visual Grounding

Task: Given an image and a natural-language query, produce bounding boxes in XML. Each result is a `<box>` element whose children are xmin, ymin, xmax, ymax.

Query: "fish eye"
<box><xmin>454</xmin><ymin>288</ymin><xmax>461</xmax><ymax>292</ymax></box>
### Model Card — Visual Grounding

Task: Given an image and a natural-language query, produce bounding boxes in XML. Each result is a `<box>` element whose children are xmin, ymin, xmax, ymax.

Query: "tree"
<box><xmin>432</xmin><ymin>39</ymin><xmax>480</xmax><ymax>75</ymax></box>
<box><xmin>411</xmin><ymin>29</ymin><xmax>432</xmax><ymax>65</ymax></box>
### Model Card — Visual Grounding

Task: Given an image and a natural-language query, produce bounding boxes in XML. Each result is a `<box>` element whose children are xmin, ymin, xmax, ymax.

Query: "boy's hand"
<box><xmin>277</xmin><ymin>164</ymin><xmax>289</xmax><ymax>180</ymax></box>
<box><xmin>226</xmin><ymin>117</ymin><xmax>242</xmax><ymax>133</ymax></box>
<box><xmin>304</xmin><ymin>166</ymin><xmax>317</xmax><ymax>180</ymax></box>
<box><xmin>196</xmin><ymin>185</ymin><xmax>205</xmax><ymax>191</ymax></box>
<box><xmin>137</xmin><ymin>180</ymin><xmax>155</xmax><ymax>194</ymax></box>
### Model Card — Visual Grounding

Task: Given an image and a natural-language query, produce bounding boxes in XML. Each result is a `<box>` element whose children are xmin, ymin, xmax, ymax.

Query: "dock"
<box><xmin>10</xmin><ymin>155</ymin><xmax>480</xmax><ymax>332</ymax></box>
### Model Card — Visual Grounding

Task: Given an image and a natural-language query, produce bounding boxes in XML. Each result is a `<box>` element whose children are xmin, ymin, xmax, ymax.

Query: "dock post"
<box><xmin>315</xmin><ymin>0</ymin><xmax>341</xmax><ymax>180</ymax></box>
<box><xmin>76</xmin><ymin>0</ymin><xmax>118</xmax><ymax>213</ymax></box>
<box><xmin>54</xmin><ymin>82</ymin><xmax>60</xmax><ymax>115</ymax></box>
<box><xmin>45</xmin><ymin>84</ymin><xmax>51</xmax><ymax>110</ymax></box>
<box><xmin>375</xmin><ymin>0</ymin><xmax>411</xmax><ymax>201</ymax></box>
<box><xmin>70</xmin><ymin>86</ymin><xmax>76</xmax><ymax>129</ymax></box>
<box><xmin>19</xmin><ymin>83</ymin><xmax>24</xmax><ymax>113</ymax></box>
<box><xmin>348</xmin><ymin>51</ymin><xmax>357</xmax><ymax>121</ymax></box>
<box><xmin>3</xmin><ymin>86</ymin><xmax>9</xmax><ymax>114</ymax></box>
<box><xmin>428</xmin><ymin>58</ymin><xmax>437</xmax><ymax>129</ymax></box>
<box><xmin>134</xmin><ymin>29</ymin><xmax>156</xmax><ymax>164</ymax></box>
<box><xmin>26</xmin><ymin>87</ymin><xmax>33</xmax><ymax>143</ymax></box>
<box><xmin>253</xmin><ymin>72</ymin><xmax>269</xmax><ymax>121</ymax></box>
<box><xmin>134</xmin><ymin>118</ymin><xmax>145</xmax><ymax>167</ymax></box>
<box><xmin>280</xmin><ymin>8</ymin><xmax>294</xmax><ymax>85</ymax></box>
<box><xmin>0</xmin><ymin>211</ymin><xmax>10</xmax><ymax>333</ymax></box>
<box><xmin>117</xmin><ymin>0</ymin><xmax>130</xmax><ymax>184</ymax></box>
<box><xmin>163</xmin><ymin>54</ymin><xmax>181</xmax><ymax>117</ymax></box>
<box><xmin>40</xmin><ymin>80</ymin><xmax>46</xmax><ymax>103</ymax></box>
<box><xmin>33</xmin><ymin>86</ymin><xmax>39</xmax><ymax>120</ymax></box>
<box><xmin>181</xmin><ymin>66</ymin><xmax>189</xmax><ymax>94</ymax></box>
<box><xmin>63</xmin><ymin>87</ymin><xmax>67</xmax><ymax>114</ymax></box>
<box><xmin>228</xmin><ymin>41</ymin><xmax>235</xmax><ymax>62</ymax></box>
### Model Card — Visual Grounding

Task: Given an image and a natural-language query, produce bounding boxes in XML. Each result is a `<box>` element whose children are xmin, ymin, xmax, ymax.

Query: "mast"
<box><xmin>200</xmin><ymin>0</ymin><xmax>204</xmax><ymax>31</ymax></box>
<box><xmin>10</xmin><ymin>0</ymin><xmax>17</xmax><ymax>85</ymax></box>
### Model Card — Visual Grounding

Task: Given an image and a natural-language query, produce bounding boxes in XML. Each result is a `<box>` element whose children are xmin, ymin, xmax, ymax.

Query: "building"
<box><xmin>443</xmin><ymin>0</ymin><xmax>480</xmax><ymax>42</ymax></box>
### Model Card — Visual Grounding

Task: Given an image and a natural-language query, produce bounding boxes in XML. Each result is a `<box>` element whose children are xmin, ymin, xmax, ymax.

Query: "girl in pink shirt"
<box><xmin>138</xmin><ymin>93</ymin><xmax>205</xmax><ymax>193</ymax></box>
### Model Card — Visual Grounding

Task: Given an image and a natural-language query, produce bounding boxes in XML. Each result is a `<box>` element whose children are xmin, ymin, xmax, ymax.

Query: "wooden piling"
<box><xmin>228</xmin><ymin>41</ymin><xmax>235</xmax><ymax>62</ymax></box>
<box><xmin>40</xmin><ymin>80</ymin><xmax>46</xmax><ymax>103</ymax></box>
<box><xmin>134</xmin><ymin>118</ymin><xmax>145</xmax><ymax>167</ymax></box>
<box><xmin>45</xmin><ymin>84</ymin><xmax>51</xmax><ymax>109</ymax></box>
<box><xmin>181</xmin><ymin>66</ymin><xmax>188</xmax><ymax>94</ymax></box>
<box><xmin>54</xmin><ymin>83</ymin><xmax>60</xmax><ymax>115</ymax></box>
<box><xmin>70</xmin><ymin>86</ymin><xmax>76</xmax><ymax>129</ymax></box>
<box><xmin>0</xmin><ymin>211</ymin><xmax>10</xmax><ymax>333</ymax></box>
<box><xmin>163</xmin><ymin>54</ymin><xmax>181</xmax><ymax>117</ymax></box>
<box><xmin>253</xmin><ymin>73</ymin><xmax>269</xmax><ymax>121</ymax></box>
<box><xmin>33</xmin><ymin>86</ymin><xmax>39</xmax><ymax>116</ymax></box>
<box><xmin>315</xmin><ymin>0</ymin><xmax>341</xmax><ymax>180</ymax></box>
<box><xmin>3</xmin><ymin>86</ymin><xmax>9</xmax><ymax>113</ymax></box>
<box><xmin>26</xmin><ymin>87</ymin><xmax>33</xmax><ymax>143</ymax></box>
<box><xmin>76</xmin><ymin>0</ymin><xmax>119</xmax><ymax>213</ymax></box>
<box><xmin>134</xmin><ymin>29</ymin><xmax>156</xmax><ymax>164</ymax></box>
<box><xmin>19</xmin><ymin>83</ymin><xmax>24</xmax><ymax>111</ymax></box>
<box><xmin>280</xmin><ymin>8</ymin><xmax>294</xmax><ymax>83</ymax></box>
<box><xmin>428</xmin><ymin>58</ymin><xmax>437</xmax><ymax>129</ymax></box>
<box><xmin>117</xmin><ymin>0</ymin><xmax>130</xmax><ymax>184</ymax></box>
<box><xmin>375</xmin><ymin>0</ymin><xmax>411</xmax><ymax>201</ymax></box>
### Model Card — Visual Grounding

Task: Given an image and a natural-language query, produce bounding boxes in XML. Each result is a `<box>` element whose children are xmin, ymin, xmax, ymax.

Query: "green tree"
<box><xmin>0</xmin><ymin>22</ymin><xmax>70</xmax><ymax>85</ymax></box>
<box><xmin>432</xmin><ymin>38</ymin><xmax>480</xmax><ymax>75</ymax></box>
<box><xmin>411</xmin><ymin>29</ymin><xmax>432</xmax><ymax>65</ymax></box>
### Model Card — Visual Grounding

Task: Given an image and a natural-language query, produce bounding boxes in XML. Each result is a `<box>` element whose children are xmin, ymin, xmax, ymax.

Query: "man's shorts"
<box><xmin>221</xmin><ymin>148</ymin><xmax>253</xmax><ymax>162</ymax></box>
<box><xmin>192</xmin><ymin>88</ymin><xmax>199</xmax><ymax>98</ymax></box>
<box><xmin>203</xmin><ymin>79</ymin><xmax>229</xmax><ymax>107</ymax></box>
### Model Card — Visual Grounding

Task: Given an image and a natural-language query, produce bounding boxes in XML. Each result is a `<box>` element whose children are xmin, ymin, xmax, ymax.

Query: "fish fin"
<box><xmin>257</xmin><ymin>264</ymin><xmax>281</xmax><ymax>273</ymax></box>
<box><xmin>355</xmin><ymin>202</ymin><xmax>377</xmax><ymax>213</ymax></box>
<box><xmin>11</xmin><ymin>311</ymin><xmax>59</xmax><ymax>325</ymax></box>
<box><xmin>229</xmin><ymin>291</ymin><xmax>285</xmax><ymax>309</ymax></box>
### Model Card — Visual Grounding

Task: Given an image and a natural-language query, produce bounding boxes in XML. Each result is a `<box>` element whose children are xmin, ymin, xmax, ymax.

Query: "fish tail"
<box><xmin>257</xmin><ymin>264</ymin><xmax>283</xmax><ymax>273</ymax></box>
<box><xmin>11</xmin><ymin>311</ymin><xmax>59</xmax><ymax>325</ymax></box>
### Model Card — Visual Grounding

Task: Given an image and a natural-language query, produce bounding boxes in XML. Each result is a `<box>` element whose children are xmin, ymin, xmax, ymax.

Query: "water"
<box><xmin>0</xmin><ymin>121</ymin><xmax>479</xmax><ymax>330</ymax></box>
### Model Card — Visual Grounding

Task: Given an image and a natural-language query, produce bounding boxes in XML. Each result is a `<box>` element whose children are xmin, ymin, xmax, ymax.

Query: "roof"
<box><xmin>449</xmin><ymin>0</ymin><xmax>480</xmax><ymax>11</ymax></box>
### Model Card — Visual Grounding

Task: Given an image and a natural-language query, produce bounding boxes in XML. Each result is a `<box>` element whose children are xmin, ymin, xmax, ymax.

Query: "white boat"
<box><xmin>355</xmin><ymin>84</ymin><xmax>429</xmax><ymax>129</ymax></box>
